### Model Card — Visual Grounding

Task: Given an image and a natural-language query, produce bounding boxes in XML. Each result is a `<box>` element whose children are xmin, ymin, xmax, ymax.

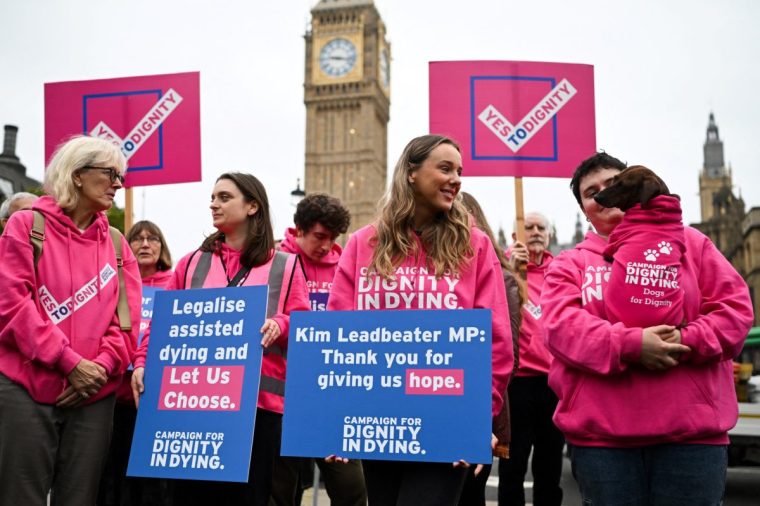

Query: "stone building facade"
<box><xmin>303</xmin><ymin>0</ymin><xmax>390</xmax><ymax>233</ymax></box>
<box><xmin>0</xmin><ymin>125</ymin><xmax>42</xmax><ymax>201</ymax></box>
<box><xmin>692</xmin><ymin>113</ymin><xmax>760</xmax><ymax>325</ymax></box>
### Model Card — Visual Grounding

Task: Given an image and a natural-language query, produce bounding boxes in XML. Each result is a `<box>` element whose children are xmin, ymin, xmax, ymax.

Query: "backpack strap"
<box><xmin>31</xmin><ymin>211</ymin><xmax>45</xmax><ymax>268</ymax></box>
<box><xmin>109</xmin><ymin>227</ymin><xmax>132</xmax><ymax>331</ymax></box>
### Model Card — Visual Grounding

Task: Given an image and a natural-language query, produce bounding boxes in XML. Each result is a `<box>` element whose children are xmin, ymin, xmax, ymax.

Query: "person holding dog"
<box><xmin>540</xmin><ymin>152</ymin><xmax>753</xmax><ymax>505</ymax></box>
<box><xmin>594</xmin><ymin>166</ymin><xmax>686</xmax><ymax>329</ymax></box>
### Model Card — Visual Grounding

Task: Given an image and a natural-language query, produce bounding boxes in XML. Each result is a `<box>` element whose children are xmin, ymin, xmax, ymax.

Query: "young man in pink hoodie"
<box><xmin>272</xmin><ymin>193</ymin><xmax>368</xmax><ymax>506</ymax></box>
<box><xmin>541</xmin><ymin>152</ymin><xmax>754</xmax><ymax>505</ymax></box>
<box><xmin>499</xmin><ymin>212</ymin><xmax>564</xmax><ymax>506</ymax></box>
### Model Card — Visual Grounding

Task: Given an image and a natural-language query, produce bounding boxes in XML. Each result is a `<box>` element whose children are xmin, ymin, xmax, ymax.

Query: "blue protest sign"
<box><xmin>281</xmin><ymin>309</ymin><xmax>492</xmax><ymax>464</ymax></box>
<box><xmin>139</xmin><ymin>285</ymin><xmax>161</xmax><ymax>347</ymax></box>
<box><xmin>309</xmin><ymin>291</ymin><xmax>329</xmax><ymax>312</ymax></box>
<box><xmin>127</xmin><ymin>285</ymin><xmax>267</xmax><ymax>482</ymax></box>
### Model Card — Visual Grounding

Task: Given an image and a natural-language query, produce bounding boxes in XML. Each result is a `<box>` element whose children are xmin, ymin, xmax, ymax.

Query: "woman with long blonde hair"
<box><xmin>328</xmin><ymin>134</ymin><xmax>513</xmax><ymax>506</ymax></box>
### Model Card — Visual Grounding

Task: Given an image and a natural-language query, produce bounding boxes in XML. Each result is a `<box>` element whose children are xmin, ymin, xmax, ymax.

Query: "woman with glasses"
<box><xmin>0</xmin><ymin>135</ymin><xmax>142</xmax><ymax>505</ymax></box>
<box><xmin>131</xmin><ymin>172</ymin><xmax>310</xmax><ymax>505</ymax></box>
<box><xmin>99</xmin><ymin>220</ymin><xmax>173</xmax><ymax>506</ymax></box>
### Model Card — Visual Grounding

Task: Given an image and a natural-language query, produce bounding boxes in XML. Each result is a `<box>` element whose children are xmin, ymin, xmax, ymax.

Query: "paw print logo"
<box><xmin>643</xmin><ymin>249</ymin><xmax>660</xmax><ymax>262</ymax></box>
<box><xmin>657</xmin><ymin>241</ymin><xmax>673</xmax><ymax>255</ymax></box>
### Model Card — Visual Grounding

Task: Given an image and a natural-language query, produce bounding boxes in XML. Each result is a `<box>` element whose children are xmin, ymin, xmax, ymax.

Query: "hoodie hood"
<box><xmin>622</xmin><ymin>195</ymin><xmax>682</xmax><ymax>225</ymax></box>
<box><xmin>575</xmin><ymin>230</ymin><xmax>609</xmax><ymax>255</ymax></box>
<box><xmin>34</xmin><ymin>195</ymin><xmax>110</xmax><ymax>239</ymax></box>
<box><xmin>142</xmin><ymin>269</ymin><xmax>173</xmax><ymax>288</ymax></box>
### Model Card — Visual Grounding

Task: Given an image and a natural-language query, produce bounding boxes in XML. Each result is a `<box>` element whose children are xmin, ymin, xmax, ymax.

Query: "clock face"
<box><xmin>379</xmin><ymin>47</ymin><xmax>390</xmax><ymax>88</ymax></box>
<box><xmin>319</xmin><ymin>38</ymin><xmax>357</xmax><ymax>77</ymax></box>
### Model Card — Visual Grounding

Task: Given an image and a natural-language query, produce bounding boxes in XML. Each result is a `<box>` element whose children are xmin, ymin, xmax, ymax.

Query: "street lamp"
<box><xmin>290</xmin><ymin>178</ymin><xmax>306</xmax><ymax>207</ymax></box>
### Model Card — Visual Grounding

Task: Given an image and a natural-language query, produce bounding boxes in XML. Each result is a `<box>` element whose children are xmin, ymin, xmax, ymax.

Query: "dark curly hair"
<box><xmin>293</xmin><ymin>193</ymin><xmax>351</xmax><ymax>236</ymax></box>
<box><xmin>569</xmin><ymin>152</ymin><xmax>627</xmax><ymax>207</ymax></box>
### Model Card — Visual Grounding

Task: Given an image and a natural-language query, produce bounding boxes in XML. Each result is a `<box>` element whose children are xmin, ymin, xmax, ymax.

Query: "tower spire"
<box><xmin>703</xmin><ymin>112</ymin><xmax>725</xmax><ymax>178</ymax></box>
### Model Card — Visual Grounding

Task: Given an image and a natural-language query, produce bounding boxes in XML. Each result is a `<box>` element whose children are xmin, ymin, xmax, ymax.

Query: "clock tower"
<box><xmin>304</xmin><ymin>0</ymin><xmax>391</xmax><ymax>233</ymax></box>
<box><xmin>698</xmin><ymin>112</ymin><xmax>732</xmax><ymax>222</ymax></box>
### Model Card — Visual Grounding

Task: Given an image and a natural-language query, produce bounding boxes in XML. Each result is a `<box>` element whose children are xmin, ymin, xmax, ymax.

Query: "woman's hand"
<box><xmin>325</xmin><ymin>455</ymin><xmax>350</xmax><ymax>464</ymax></box>
<box><xmin>56</xmin><ymin>358</ymin><xmax>106</xmax><ymax>408</ymax></box>
<box><xmin>260</xmin><ymin>319</ymin><xmax>281</xmax><ymax>348</ymax></box>
<box><xmin>132</xmin><ymin>367</ymin><xmax>145</xmax><ymax>408</ymax></box>
<box><xmin>56</xmin><ymin>385</ymin><xmax>84</xmax><ymax>408</ymax></box>
<box><xmin>68</xmin><ymin>358</ymin><xmax>106</xmax><ymax>396</ymax></box>
<box><xmin>455</xmin><ymin>434</ymin><xmax>497</xmax><ymax>475</ymax></box>
<box><xmin>640</xmin><ymin>325</ymin><xmax>690</xmax><ymax>370</ymax></box>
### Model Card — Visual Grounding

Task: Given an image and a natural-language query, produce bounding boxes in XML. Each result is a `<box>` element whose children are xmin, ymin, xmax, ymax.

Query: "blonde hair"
<box><xmin>44</xmin><ymin>135</ymin><xmax>127</xmax><ymax>212</ymax></box>
<box><xmin>370</xmin><ymin>135</ymin><xmax>472</xmax><ymax>278</ymax></box>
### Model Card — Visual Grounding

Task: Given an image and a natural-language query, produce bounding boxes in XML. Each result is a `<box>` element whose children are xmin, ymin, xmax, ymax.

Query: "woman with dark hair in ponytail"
<box><xmin>132</xmin><ymin>172</ymin><xmax>309</xmax><ymax>505</ymax></box>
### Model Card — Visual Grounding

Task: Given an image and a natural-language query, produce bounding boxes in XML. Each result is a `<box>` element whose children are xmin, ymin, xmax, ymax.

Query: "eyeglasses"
<box><xmin>80</xmin><ymin>166</ymin><xmax>125</xmax><ymax>185</ymax></box>
<box><xmin>129</xmin><ymin>235</ymin><xmax>161</xmax><ymax>246</ymax></box>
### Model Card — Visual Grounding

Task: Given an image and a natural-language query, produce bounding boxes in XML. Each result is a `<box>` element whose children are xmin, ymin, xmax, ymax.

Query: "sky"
<box><xmin>1</xmin><ymin>0</ymin><xmax>759</xmax><ymax>257</ymax></box>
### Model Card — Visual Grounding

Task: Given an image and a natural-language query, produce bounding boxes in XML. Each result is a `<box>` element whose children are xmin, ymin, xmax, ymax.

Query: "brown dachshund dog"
<box><xmin>594</xmin><ymin>165</ymin><xmax>677</xmax><ymax>211</ymax></box>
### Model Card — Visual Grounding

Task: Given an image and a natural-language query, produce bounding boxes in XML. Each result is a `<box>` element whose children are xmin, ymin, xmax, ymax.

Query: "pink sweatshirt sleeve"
<box><xmin>133</xmin><ymin>259</ymin><xmax>186</xmax><ymax>369</ymax></box>
<box><xmin>541</xmin><ymin>253</ymin><xmax>642</xmax><ymax>375</ymax></box>
<box><xmin>679</xmin><ymin>230</ymin><xmax>753</xmax><ymax>364</ymax></box>
<box><xmin>0</xmin><ymin>216</ymin><xmax>82</xmax><ymax>375</ymax></box>
<box><xmin>272</xmin><ymin>256</ymin><xmax>311</xmax><ymax>347</ymax></box>
<box><xmin>472</xmin><ymin>240</ymin><xmax>513</xmax><ymax>416</ymax></box>
<box><xmin>92</xmin><ymin>236</ymin><xmax>143</xmax><ymax>376</ymax></box>
<box><xmin>326</xmin><ymin>233</ymin><xmax>359</xmax><ymax>311</ymax></box>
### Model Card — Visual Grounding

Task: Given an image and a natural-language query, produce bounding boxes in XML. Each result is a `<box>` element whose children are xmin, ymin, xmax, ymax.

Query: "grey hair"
<box><xmin>0</xmin><ymin>192</ymin><xmax>38</xmax><ymax>219</ymax></box>
<box><xmin>513</xmin><ymin>211</ymin><xmax>552</xmax><ymax>236</ymax></box>
<box><xmin>43</xmin><ymin>135</ymin><xmax>127</xmax><ymax>212</ymax></box>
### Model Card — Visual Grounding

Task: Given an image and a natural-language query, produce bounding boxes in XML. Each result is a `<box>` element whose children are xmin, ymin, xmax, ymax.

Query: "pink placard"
<box><xmin>405</xmin><ymin>369</ymin><xmax>464</xmax><ymax>396</ymax></box>
<box><xmin>158</xmin><ymin>366</ymin><xmax>244</xmax><ymax>411</ymax></box>
<box><xmin>44</xmin><ymin>71</ymin><xmax>201</xmax><ymax>187</ymax></box>
<box><xmin>429</xmin><ymin>61</ymin><xmax>595</xmax><ymax>178</ymax></box>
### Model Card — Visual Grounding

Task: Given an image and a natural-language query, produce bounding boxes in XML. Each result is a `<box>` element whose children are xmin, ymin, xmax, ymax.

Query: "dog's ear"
<box><xmin>639</xmin><ymin>178</ymin><xmax>665</xmax><ymax>207</ymax></box>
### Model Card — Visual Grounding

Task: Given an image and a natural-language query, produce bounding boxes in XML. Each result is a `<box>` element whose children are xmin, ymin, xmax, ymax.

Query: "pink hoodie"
<box><xmin>328</xmin><ymin>224</ymin><xmax>514</xmax><ymax>417</ymax></box>
<box><xmin>0</xmin><ymin>196</ymin><xmax>142</xmax><ymax>405</ymax></box>
<box><xmin>141</xmin><ymin>269</ymin><xmax>173</xmax><ymax>288</ymax></box>
<box><xmin>541</xmin><ymin>228</ymin><xmax>753</xmax><ymax>447</ymax></box>
<box><xmin>512</xmin><ymin>250</ymin><xmax>554</xmax><ymax>376</ymax></box>
<box><xmin>603</xmin><ymin>195</ymin><xmax>685</xmax><ymax>328</ymax></box>
<box><xmin>134</xmin><ymin>243</ymin><xmax>310</xmax><ymax>413</ymax></box>
<box><xmin>280</xmin><ymin>227</ymin><xmax>341</xmax><ymax>307</ymax></box>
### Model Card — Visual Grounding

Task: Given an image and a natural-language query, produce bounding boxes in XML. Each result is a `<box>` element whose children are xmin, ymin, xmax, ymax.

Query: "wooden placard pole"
<box><xmin>514</xmin><ymin>176</ymin><xmax>526</xmax><ymax>271</ymax></box>
<box><xmin>514</xmin><ymin>176</ymin><xmax>528</xmax><ymax>300</ymax></box>
<box><xmin>124</xmin><ymin>187</ymin><xmax>134</xmax><ymax>235</ymax></box>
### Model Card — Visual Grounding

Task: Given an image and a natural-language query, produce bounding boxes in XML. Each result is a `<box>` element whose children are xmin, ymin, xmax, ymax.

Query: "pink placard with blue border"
<box><xmin>44</xmin><ymin>71</ymin><xmax>201</xmax><ymax>187</ymax></box>
<box><xmin>429</xmin><ymin>61</ymin><xmax>595</xmax><ymax>178</ymax></box>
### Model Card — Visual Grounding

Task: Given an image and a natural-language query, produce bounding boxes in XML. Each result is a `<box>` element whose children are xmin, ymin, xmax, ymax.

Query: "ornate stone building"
<box><xmin>303</xmin><ymin>0</ymin><xmax>390</xmax><ymax>233</ymax></box>
<box><xmin>0</xmin><ymin>125</ymin><xmax>41</xmax><ymax>201</ymax></box>
<box><xmin>692</xmin><ymin>113</ymin><xmax>760</xmax><ymax>325</ymax></box>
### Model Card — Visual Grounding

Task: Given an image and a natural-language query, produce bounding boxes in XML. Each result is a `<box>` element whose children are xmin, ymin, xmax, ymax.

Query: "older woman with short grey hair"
<box><xmin>0</xmin><ymin>135</ymin><xmax>142</xmax><ymax>505</ymax></box>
